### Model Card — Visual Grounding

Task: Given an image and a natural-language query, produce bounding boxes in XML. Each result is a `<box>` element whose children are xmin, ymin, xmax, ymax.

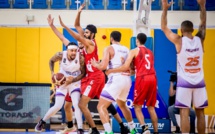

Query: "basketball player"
<box><xmin>34</xmin><ymin>15</ymin><xmax>85</xmax><ymax>134</ymax></box>
<box><xmin>58</xmin><ymin>13</ymin><xmax>104</xmax><ymax>133</ymax></box>
<box><xmin>44</xmin><ymin>14</ymin><xmax>85</xmax><ymax>134</ymax></box>
<box><xmin>106</xmin><ymin>33</ymin><xmax>158</xmax><ymax>134</ymax></box>
<box><xmin>161</xmin><ymin>0</ymin><xmax>207</xmax><ymax>133</ymax></box>
<box><xmin>91</xmin><ymin>31</ymin><xmax>136</xmax><ymax>134</ymax></box>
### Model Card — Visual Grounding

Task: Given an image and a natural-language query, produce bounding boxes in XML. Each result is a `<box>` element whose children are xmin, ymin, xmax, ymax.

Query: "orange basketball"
<box><xmin>52</xmin><ymin>73</ymin><xmax>66</xmax><ymax>86</ymax></box>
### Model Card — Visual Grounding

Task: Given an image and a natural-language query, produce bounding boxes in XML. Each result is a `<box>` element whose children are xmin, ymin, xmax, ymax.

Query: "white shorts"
<box><xmin>100</xmin><ymin>75</ymin><xmax>131</xmax><ymax>102</ymax></box>
<box><xmin>175</xmin><ymin>87</ymin><xmax>208</xmax><ymax>109</ymax></box>
<box><xmin>55</xmin><ymin>81</ymin><xmax>81</xmax><ymax>97</ymax></box>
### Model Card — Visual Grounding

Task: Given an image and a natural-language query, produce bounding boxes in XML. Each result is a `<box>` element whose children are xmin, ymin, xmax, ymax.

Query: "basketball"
<box><xmin>52</xmin><ymin>73</ymin><xmax>66</xmax><ymax>86</ymax></box>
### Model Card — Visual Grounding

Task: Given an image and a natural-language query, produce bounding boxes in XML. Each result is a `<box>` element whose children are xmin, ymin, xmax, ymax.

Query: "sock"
<box><xmin>128</xmin><ymin>121</ymin><xmax>135</xmax><ymax>130</ymax></box>
<box><xmin>41</xmin><ymin>119</ymin><xmax>46</xmax><ymax>123</ymax></box>
<box><xmin>119</xmin><ymin>122</ymin><xmax>125</xmax><ymax>128</ymax></box>
<box><xmin>67</xmin><ymin>121</ymin><xmax>73</xmax><ymax>128</ymax></box>
<box><xmin>103</xmin><ymin>123</ymin><xmax>112</xmax><ymax>133</ymax></box>
<box><xmin>92</xmin><ymin>127</ymin><xmax>98</xmax><ymax>132</ymax></box>
<box><xmin>141</xmin><ymin>124</ymin><xmax>148</xmax><ymax>131</ymax></box>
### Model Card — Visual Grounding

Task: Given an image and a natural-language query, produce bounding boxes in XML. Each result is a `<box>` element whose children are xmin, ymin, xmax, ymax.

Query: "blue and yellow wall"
<box><xmin>0</xmin><ymin>27</ymin><xmax>214</xmax><ymax>115</ymax></box>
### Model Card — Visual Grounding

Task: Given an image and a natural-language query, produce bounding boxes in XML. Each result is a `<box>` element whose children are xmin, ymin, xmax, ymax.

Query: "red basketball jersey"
<box><xmin>134</xmin><ymin>46</ymin><xmax>156</xmax><ymax>77</ymax></box>
<box><xmin>83</xmin><ymin>39</ymin><xmax>102</xmax><ymax>76</ymax></box>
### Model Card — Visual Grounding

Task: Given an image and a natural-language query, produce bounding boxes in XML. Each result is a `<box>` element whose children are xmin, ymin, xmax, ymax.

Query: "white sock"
<box><xmin>103</xmin><ymin>123</ymin><xmax>112</xmax><ymax>133</ymax></box>
<box><xmin>128</xmin><ymin>121</ymin><xmax>135</xmax><ymax>131</ymax></box>
<box><xmin>71</xmin><ymin>91</ymin><xmax>83</xmax><ymax>129</ymax></box>
<box><xmin>43</xmin><ymin>96</ymin><xmax>65</xmax><ymax>121</ymax></box>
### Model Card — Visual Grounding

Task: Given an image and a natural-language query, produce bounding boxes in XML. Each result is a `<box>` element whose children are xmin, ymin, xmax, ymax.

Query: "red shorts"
<box><xmin>134</xmin><ymin>74</ymin><xmax>157</xmax><ymax>106</ymax></box>
<box><xmin>81</xmin><ymin>76</ymin><xmax>88</xmax><ymax>93</ymax></box>
<box><xmin>65</xmin><ymin>93</ymin><xmax>72</xmax><ymax>102</ymax></box>
<box><xmin>81</xmin><ymin>72</ymin><xmax>105</xmax><ymax>99</ymax></box>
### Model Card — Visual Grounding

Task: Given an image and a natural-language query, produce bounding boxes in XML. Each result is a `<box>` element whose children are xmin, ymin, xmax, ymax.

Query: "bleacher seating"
<box><xmin>0</xmin><ymin>0</ymin><xmax>10</xmax><ymax>8</ymax></box>
<box><xmin>107</xmin><ymin>0</ymin><xmax>122</xmax><ymax>10</ymax></box>
<box><xmin>51</xmin><ymin>0</ymin><xmax>66</xmax><ymax>9</ymax></box>
<box><xmin>70</xmin><ymin>0</ymin><xmax>84</xmax><ymax>9</ymax></box>
<box><xmin>13</xmin><ymin>0</ymin><xmax>29</xmax><ymax>8</ymax></box>
<box><xmin>32</xmin><ymin>0</ymin><xmax>48</xmax><ymax>9</ymax></box>
<box><xmin>88</xmin><ymin>0</ymin><xmax>104</xmax><ymax>10</ymax></box>
<box><xmin>206</xmin><ymin>0</ymin><xmax>215</xmax><ymax>11</ymax></box>
<box><xmin>121</xmin><ymin>0</ymin><xmax>131</xmax><ymax>10</ymax></box>
<box><xmin>151</xmin><ymin>0</ymin><xmax>161</xmax><ymax>10</ymax></box>
<box><xmin>182</xmin><ymin>0</ymin><xmax>199</xmax><ymax>10</ymax></box>
<box><xmin>168</xmin><ymin>0</ymin><xmax>180</xmax><ymax>10</ymax></box>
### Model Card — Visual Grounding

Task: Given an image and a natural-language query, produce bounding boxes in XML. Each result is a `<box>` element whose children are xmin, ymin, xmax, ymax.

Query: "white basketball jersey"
<box><xmin>59</xmin><ymin>51</ymin><xmax>81</xmax><ymax>78</ymax></box>
<box><xmin>177</xmin><ymin>36</ymin><xmax>205</xmax><ymax>88</ymax></box>
<box><xmin>107</xmin><ymin>44</ymin><xmax>129</xmax><ymax>76</ymax></box>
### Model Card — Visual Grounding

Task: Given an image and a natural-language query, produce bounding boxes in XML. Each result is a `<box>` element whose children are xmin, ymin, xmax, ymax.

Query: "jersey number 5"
<box><xmin>145</xmin><ymin>54</ymin><xmax>150</xmax><ymax>69</ymax></box>
<box><xmin>185</xmin><ymin>56</ymin><xmax>200</xmax><ymax>66</ymax></box>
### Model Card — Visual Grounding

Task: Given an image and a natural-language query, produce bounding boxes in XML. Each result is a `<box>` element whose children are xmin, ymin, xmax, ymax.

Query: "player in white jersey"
<box><xmin>91</xmin><ymin>31</ymin><xmax>136</xmax><ymax>134</ymax></box>
<box><xmin>43</xmin><ymin>14</ymin><xmax>85</xmax><ymax>134</ymax></box>
<box><xmin>161</xmin><ymin>0</ymin><xmax>207</xmax><ymax>133</ymax></box>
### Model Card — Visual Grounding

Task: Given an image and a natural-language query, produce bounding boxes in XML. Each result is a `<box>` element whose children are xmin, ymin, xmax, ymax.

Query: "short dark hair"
<box><xmin>86</xmin><ymin>24</ymin><xmax>97</xmax><ymax>34</ymax></box>
<box><xmin>137</xmin><ymin>33</ymin><xmax>147</xmax><ymax>45</ymax></box>
<box><xmin>110</xmin><ymin>31</ymin><xmax>121</xmax><ymax>42</ymax></box>
<box><xmin>66</xmin><ymin>42</ymin><xmax>77</xmax><ymax>49</ymax></box>
<box><xmin>181</xmin><ymin>20</ymin><xmax>194</xmax><ymax>33</ymax></box>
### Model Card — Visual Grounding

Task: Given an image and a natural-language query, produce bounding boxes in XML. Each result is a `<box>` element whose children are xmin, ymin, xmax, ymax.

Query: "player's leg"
<box><xmin>78</xmin><ymin>95</ymin><xmax>95</xmax><ymax>130</ymax></box>
<box><xmin>97</xmin><ymin>96</ymin><xmax>112</xmax><ymax>134</ymax></box>
<box><xmin>193</xmin><ymin>87</ymin><xmax>208</xmax><ymax>134</ymax></box>
<box><xmin>145</xmin><ymin>75</ymin><xmax>158</xmax><ymax>133</ymax></box>
<box><xmin>107</xmin><ymin>104</ymin><xmax>130</xmax><ymax>134</ymax></box>
<box><xmin>175</xmin><ymin>87</ymin><xmax>192</xmax><ymax>133</ymax></box>
<box><xmin>35</xmin><ymin>93</ymin><xmax>66</xmax><ymax>132</ymax></box>
<box><xmin>71</xmin><ymin>89</ymin><xmax>84</xmax><ymax>133</ymax></box>
<box><xmin>60</xmin><ymin>93</ymin><xmax>76</xmax><ymax>133</ymax></box>
<box><xmin>189</xmin><ymin>107</ymin><xmax>196</xmax><ymax>133</ymax></box>
<box><xmin>117</xmin><ymin>76</ymin><xmax>136</xmax><ymax>133</ymax></box>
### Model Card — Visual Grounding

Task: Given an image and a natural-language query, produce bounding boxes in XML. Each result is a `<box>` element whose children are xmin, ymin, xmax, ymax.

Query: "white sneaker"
<box><xmin>60</xmin><ymin>126</ymin><xmax>77</xmax><ymax>134</ymax></box>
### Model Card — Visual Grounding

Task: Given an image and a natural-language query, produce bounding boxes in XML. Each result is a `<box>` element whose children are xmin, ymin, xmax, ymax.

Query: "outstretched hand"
<box><xmin>162</xmin><ymin>0</ymin><xmax>173</xmax><ymax>10</ymax></box>
<box><xmin>59</xmin><ymin>15</ymin><xmax>66</xmax><ymax>27</ymax></box>
<box><xmin>47</xmin><ymin>14</ymin><xmax>54</xmax><ymax>26</ymax></box>
<box><xmin>90</xmin><ymin>57</ymin><xmax>99</xmax><ymax>68</ymax></box>
<box><xmin>78</xmin><ymin>3</ymin><xmax>85</xmax><ymax>13</ymax></box>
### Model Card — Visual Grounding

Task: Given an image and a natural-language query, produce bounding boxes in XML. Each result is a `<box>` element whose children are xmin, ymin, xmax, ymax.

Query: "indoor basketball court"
<box><xmin>0</xmin><ymin>0</ymin><xmax>215</xmax><ymax>133</ymax></box>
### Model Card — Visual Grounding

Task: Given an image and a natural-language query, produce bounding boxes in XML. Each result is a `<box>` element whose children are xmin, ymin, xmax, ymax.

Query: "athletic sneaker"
<box><xmin>141</xmin><ymin>125</ymin><xmax>150</xmax><ymax>134</ymax></box>
<box><xmin>35</xmin><ymin>119</ymin><xmax>46</xmax><ymax>132</ymax></box>
<box><xmin>120</xmin><ymin>126</ymin><xmax>130</xmax><ymax>134</ymax></box>
<box><xmin>105</xmin><ymin>131</ymin><xmax>114</xmax><ymax>134</ymax></box>
<box><xmin>60</xmin><ymin>126</ymin><xmax>76</xmax><ymax>134</ymax></box>
<box><xmin>77</xmin><ymin>129</ymin><xmax>84</xmax><ymax>134</ymax></box>
<box><xmin>130</xmin><ymin>128</ymin><xmax>138</xmax><ymax>134</ymax></box>
<box><xmin>91</xmin><ymin>129</ymin><xmax>100</xmax><ymax>134</ymax></box>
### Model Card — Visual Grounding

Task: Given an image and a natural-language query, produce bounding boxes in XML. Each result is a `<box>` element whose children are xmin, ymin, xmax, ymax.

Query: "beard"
<box><xmin>84</xmin><ymin>35</ymin><xmax>91</xmax><ymax>39</ymax></box>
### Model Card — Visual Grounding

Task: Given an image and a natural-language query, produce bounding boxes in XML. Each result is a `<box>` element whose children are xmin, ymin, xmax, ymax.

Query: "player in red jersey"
<box><xmin>106</xmin><ymin>33</ymin><xmax>158</xmax><ymax>134</ymax></box>
<box><xmin>58</xmin><ymin>11</ymin><xmax>104</xmax><ymax>134</ymax></box>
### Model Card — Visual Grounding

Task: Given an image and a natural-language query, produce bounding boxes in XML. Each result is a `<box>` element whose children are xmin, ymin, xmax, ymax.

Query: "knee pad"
<box><xmin>107</xmin><ymin>104</ymin><xmax>117</xmax><ymax>115</ymax></box>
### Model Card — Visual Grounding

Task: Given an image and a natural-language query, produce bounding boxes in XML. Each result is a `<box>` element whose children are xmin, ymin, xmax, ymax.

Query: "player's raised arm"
<box><xmin>196</xmin><ymin>0</ymin><xmax>206</xmax><ymax>44</ymax></box>
<box><xmin>49</xmin><ymin>52</ymin><xmax>63</xmax><ymax>75</ymax></box>
<box><xmin>59</xmin><ymin>15</ymin><xmax>93</xmax><ymax>48</ymax></box>
<box><xmin>74</xmin><ymin>3</ymin><xmax>85</xmax><ymax>37</ymax></box>
<box><xmin>47</xmin><ymin>14</ymin><xmax>70</xmax><ymax>46</ymax></box>
<box><xmin>161</xmin><ymin>0</ymin><xmax>181</xmax><ymax>49</ymax></box>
